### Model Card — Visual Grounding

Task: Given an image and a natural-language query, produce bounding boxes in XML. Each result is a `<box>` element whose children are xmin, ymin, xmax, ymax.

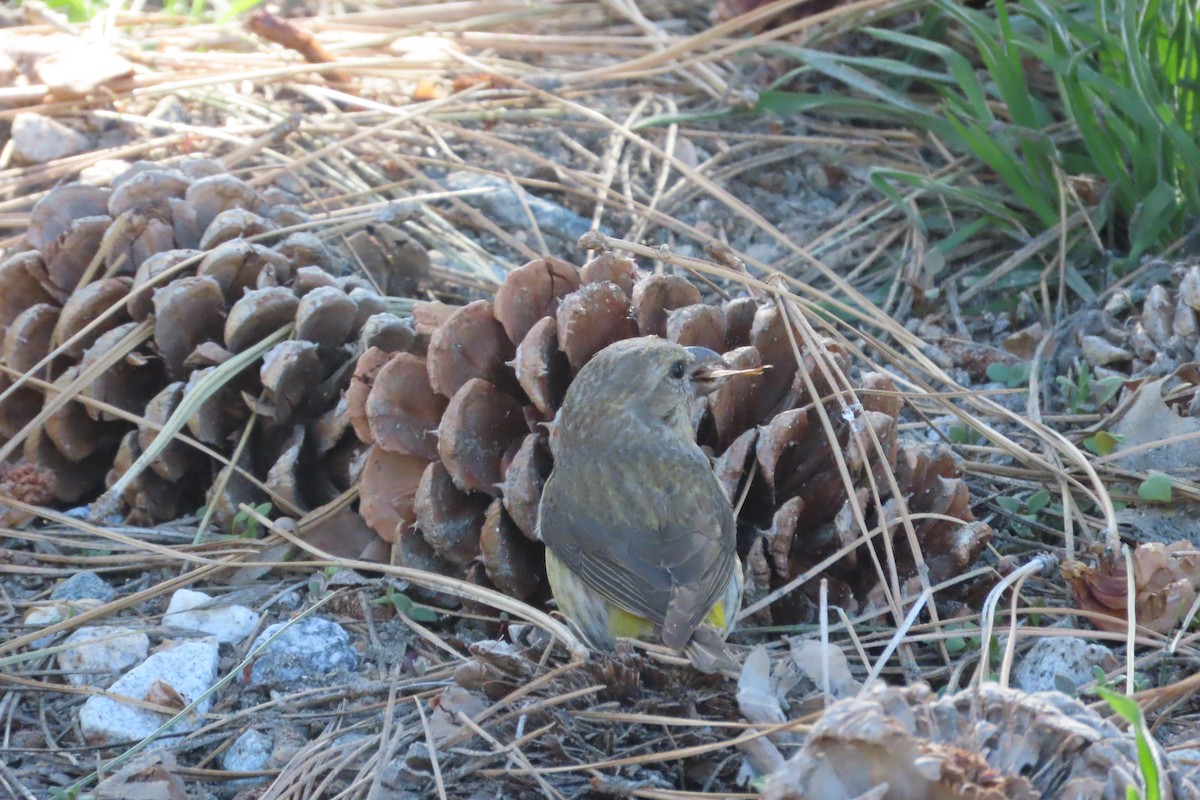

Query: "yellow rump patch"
<box><xmin>606</xmin><ymin>606</ymin><xmax>656</xmax><ymax>640</ymax></box>
<box><xmin>606</xmin><ymin>601</ymin><xmax>728</xmax><ymax>641</ymax></box>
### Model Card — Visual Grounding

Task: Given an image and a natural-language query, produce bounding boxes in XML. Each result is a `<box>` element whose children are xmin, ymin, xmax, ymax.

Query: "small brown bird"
<box><xmin>537</xmin><ymin>336</ymin><xmax>749</xmax><ymax>673</ymax></box>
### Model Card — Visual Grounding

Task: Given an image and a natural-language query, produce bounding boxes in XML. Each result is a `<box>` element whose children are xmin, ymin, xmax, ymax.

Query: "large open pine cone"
<box><xmin>0</xmin><ymin>158</ymin><xmax>428</xmax><ymax>539</ymax></box>
<box><xmin>765</xmin><ymin>682</ymin><xmax>1200</xmax><ymax>799</ymax></box>
<box><xmin>349</xmin><ymin>253</ymin><xmax>992</xmax><ymax>623</ymax></box>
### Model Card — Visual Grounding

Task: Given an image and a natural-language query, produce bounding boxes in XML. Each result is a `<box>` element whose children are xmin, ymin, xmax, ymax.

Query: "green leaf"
<box><xmin>1139</xmin><ymin>473</ymin><xmax>1174</xmax><ymax>502</ymax></box>
<box><xmin>1054</xmin><ymin>673</ymin><xmax>1078</xmax><ymax>695</ymax></box>
<box><xmin>996</xmin><ymin>496</ymin><xmax>1023</xmax><ymax>514</ymax></box>
<box><xmin>1093</xmin><ymin>376</ymin><xmax>1127</xmax><ymax>407</ymax></box>
<box><xmin>218</xmin><ymin>0</ymin><xmax>267</xmax><ymax>22</ymax></box>
<box><xmin>1097</xmin><ymin>686</ymin><xmax>1162</xmax><ymax>800</ymax></box>
<box><xmin>408</xmin><ymin>606</ymin><xmax>440</xmax><ymax>624</ymax></box>
<box><xmin>1084</xmin><ymin>430</ymin><xmax>1124</xmax><ymax>456</ymax></box>
<box><xmin>1028</xmin><ymin>599</ymin><xmax>1044</xmax><ymax>626</ymax></box>
<box><xmin>987</xmin><ymin>362</ymin><xmax>1013</xmax><ymax>383</ymax></box>
<box><xmin>1129</xmin><ymin>181</ymin><xmax>1182</xmax><ymax>258</ymax></box>
<box><xmin>1027</xmin><ymin>489</ymin><xmax>1051</xmax><ymax>514</ymax></box>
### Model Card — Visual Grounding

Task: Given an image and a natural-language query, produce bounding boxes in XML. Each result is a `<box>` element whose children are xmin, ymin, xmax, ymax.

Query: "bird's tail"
<box><xmin>686</xmin><ymin>626</ymin><xmax>742</xmax><ymax>678</ymax></box>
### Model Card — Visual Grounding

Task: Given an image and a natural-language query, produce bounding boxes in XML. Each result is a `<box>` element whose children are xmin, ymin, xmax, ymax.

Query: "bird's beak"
<box><xmin>686</xmin><ymin>346</ymin><xmax>767</xmax><ymax>395</ymax></box>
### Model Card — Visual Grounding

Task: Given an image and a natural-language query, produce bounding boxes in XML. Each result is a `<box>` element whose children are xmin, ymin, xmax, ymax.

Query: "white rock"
<box><xmin>58</xmin><ymin>626</ymin><xmax>149</xmax><ymax>687</ymax></box>
<box><xmin>34</xmin><ymin>44</ymin><xmax>134</xmax><ymax>97</ymax></box>
<box><xmin>1014</xmin><ymin>636</ymin><xmax>1118</xmax><ymax>694</ymax></box>
<box><xmin>23</xmin><ymin>599</ymin><xmax>102</xmax><ymax>648</ymax></box>
<box><xmin>11</xmin><ymin>112</ymin><xmax>88</xmax><ymax>164</ymax></box>
<box><xmin>79</xmin><ymin>158</ymin><xmax>132</xmax><ymax>187</ymax></box>
<box><xmin>79</xmin><ymin>639</ymin><xmax>220</xmax><ymax>745</ymax></box>
<box><xmin>163</xmin><ymin>588</ymin><xmax>260</xmax><ymax>644</ymax></box>
<box><xmin>221</xmin><ymin>728</ymin><xmax>272</xmax><ymax>773</ymax></box>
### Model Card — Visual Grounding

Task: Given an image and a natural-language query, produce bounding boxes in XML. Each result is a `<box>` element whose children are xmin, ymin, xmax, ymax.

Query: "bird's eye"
<box><xmin>669</xmin><ymin>361</ymin><xmax>686</xmax><ymax>380</ymax></box>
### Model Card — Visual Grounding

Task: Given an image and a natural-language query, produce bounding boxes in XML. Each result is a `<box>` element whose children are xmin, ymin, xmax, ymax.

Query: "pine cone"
<box><xmin>350</xmin><ymin>252</ymin><xmax>991</xmax><ymax>622</ymax></box>
<box><xmin>1071</xmin><ymin>260</ymin><xmax>1200</xmax><ymax>387</ymax></box>
<box><xmin>0</xmin><ymin>158</ymin><xmax>428</xmax><ymax>548</ymax></box>
<box><xmin>1064</xmin><ymin>540</ymin><xmax>1200</xmax><ymax>635</ymax></box>
<box><xmin>764</xmin><ymin>682</ymin><xmax>1200</xmax><ymax>799</ymax></box>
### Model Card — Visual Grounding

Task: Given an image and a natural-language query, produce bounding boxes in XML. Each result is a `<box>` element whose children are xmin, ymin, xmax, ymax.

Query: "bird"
<box><xmin>537</xmin><ymin>335</ymin><xmax>754</xmax><ymax>674</ymax></box>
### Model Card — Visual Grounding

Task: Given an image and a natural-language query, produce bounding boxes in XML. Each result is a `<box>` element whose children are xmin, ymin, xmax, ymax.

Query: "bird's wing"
<box><xmin>538</xmin><ymin>452</ymin><xmax>736</xmax><ymax>649</ymax></box>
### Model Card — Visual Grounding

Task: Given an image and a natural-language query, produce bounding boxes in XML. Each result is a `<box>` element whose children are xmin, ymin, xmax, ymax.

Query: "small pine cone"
<box><xmin>351</xmin><ymin>252</ymin><xmax>991</xmax><ymax>620</ymax></box>
<box><xmin>0</xmin><ymin>461</ymin><xmax>56</xmax><ymax>526</ymax></box>
<box><xmin>1</xmin><ymin>159</ymin><xmax>429</xmax><ymax>548</ymax></box>
<box><xmin>1064</xmin><ymin>540</ymin><xmax>1200</xmax><ymax>635</ymax></box>
<box><xmin>1067</xmin><ymin>259</ymin><xmax>1200</xmax><ymax>393</ymax></box>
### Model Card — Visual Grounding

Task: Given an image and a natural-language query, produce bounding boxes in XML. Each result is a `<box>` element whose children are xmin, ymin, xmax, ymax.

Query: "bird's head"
<box><xmin>555</xmin><ymin>336</ymin><xmax>749</xmax><ymax>446</ymax></box>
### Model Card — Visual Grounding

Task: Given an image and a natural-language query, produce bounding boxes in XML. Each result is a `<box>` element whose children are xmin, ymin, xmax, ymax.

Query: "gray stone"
<box><xmin>11</xmin><ymin>112</ymin><xmax>88</xmax><ymax>164</ymax></box>
<box><xmin>247</xmin><ymin>617</ymin><xmax>358</xmax><ymax>689</ymax></box>
<box><xmin>221</xmin><ymin>728</ymin><xmax>272</xmax><ymax>773</ymax></box>
<box><xmin>79</xmin><ymin>639</ymin><xmax>219</xmax><ymax>745</ymax></box>
<box><xmin>1014</xmin><ymin>635</ymin><xmax>1118</xmax><ymax>694</ymax></box>
<box><xmin>444</xmin><ymin>172</ymin><xmax>605</xmax><ymax>258</ymax></box>
<box><xmin>50</xmin><ymin>571</ymin><xmax>116</xmax><ymax>603</ymax></box>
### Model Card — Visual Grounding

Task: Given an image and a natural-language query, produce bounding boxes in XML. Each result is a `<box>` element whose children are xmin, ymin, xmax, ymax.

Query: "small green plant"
<box><xmin>374</xmin><ymin>584</ymin><xmax>440</xmax><ymax>624</ymax></box>
<box><xmin>1055</xmin><ymin>672</ymin><xmax>1079</xmax><ymax>695</ymax></box>
<box><xmin>942</xmin><ymin>621</ymin><xmax>1001</xmax><ymax>666</ymax></box>
<box><xmin>38</xmin><ymin>0</ymin><xmax>103</xmax><ymax>22</ymax></box>
<box><xmin>48</xmin><ymin>789</ymin><xmax>93</xmax><ymax>800</ymax></box>
<box><xmin>986</xmin><ymin>360</ymin><xmax>1031</xmax><ymax>389</ymax></box>
<box><xmin>306</xmin><ymin>567</ymin><xmax>342</xmax><ymax>598</ymax></box>
<box><xmin>37</xmin><ymin>0</ymin><xmax>266</xmax><ymax>22</ymax></box>
<box><xmin>1083</xmin><ymin>429</ymin><xmax>1125</xmax><ymax>456</ymax></box>
<box><xmin>1027</xmin><ymin>598</ymin><xmax>1045</xmax><ymax>626</ymax></box>
<box><xmin>1097</xmin><ymin>687</ymin><xmax>1162</xmax><ymax>800</ymax></box>
<box><xmin>1139</xmin><ymin>472</ymin><xmax>1174</xmax><ymax>503</ymax></box>
<box><xmin>996</xmin><ymin>488</ymin><xmax>1054</xmax><ymax>538</ymax></box>
<box><xmin>948</xmin><ymin>424</ymin><xmax>985</xmax><ymax>445</ymax></box>
<box><xmin>1088</xmin><ymin>665</ymin><xmax>1152</xmax><ymax>694</ymax></box>
<box><xmin>1057</xmin><ymin>360</ymin><xmax>1124</xmax><ymax>414</ymax></box>
<box><xmin>233</xmin><ymin>501</ymin><xmax>273</xmax><ymax>538</ymax></box>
